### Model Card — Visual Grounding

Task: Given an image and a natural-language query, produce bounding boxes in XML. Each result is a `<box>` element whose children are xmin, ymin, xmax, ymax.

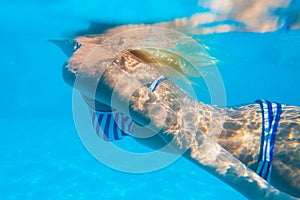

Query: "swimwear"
<box><xmin>89</xmin><ymin>75</ymin><xmax>166</xmax><ymax>141</ymax></box>
<box><xmin>90</xmin><ymin>109</ymin><xmax>134</xmax><ymax>141</ymax></box>
<box><xmin>255</xmin><ymin>99</ymin><xmax>284</xmax><ymax>182</ymax></box>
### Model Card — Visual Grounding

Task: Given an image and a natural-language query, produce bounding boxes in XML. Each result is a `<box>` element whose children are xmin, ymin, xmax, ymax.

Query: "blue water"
<box><xmin>1</xmin><ymin>1</ymin><xmax>300</xmax><ymax>199</ymax></box>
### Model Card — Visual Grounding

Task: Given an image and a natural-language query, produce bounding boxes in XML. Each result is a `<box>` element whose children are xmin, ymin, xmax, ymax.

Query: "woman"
<box><xmin>57</xmin><ymin>24</ymin><xmax>299</xmax><ymax>199</ymax></box>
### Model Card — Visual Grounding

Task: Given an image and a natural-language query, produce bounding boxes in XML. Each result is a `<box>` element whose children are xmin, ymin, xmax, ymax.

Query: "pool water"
<box><xmin>1</xmin><ymin>1</ymin><xmax>299</xmax><ymax>199</ymax></box>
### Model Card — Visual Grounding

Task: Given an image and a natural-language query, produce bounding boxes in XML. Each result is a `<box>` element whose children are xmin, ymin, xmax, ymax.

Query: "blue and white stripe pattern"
<box><xmin>90</xmin><ymin>109</ymin><xmax>134</xmax><ymax>141</ymax></box>
<box><xmin>148</xmin><ymin>75</ymin><xmax>166</xmax><ymax>92</ymax></box>
<box><xmin>255</xmin><ymin>99</ymin><xmax>284</xmax><ymax>182</ymax></box>
<box><xmin>90</xmin><ymin>75</ymin><xmax>166</xmax><ymax>142</ymax></box>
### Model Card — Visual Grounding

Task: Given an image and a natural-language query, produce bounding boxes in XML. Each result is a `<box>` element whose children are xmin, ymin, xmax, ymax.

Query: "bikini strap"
<box><xmin>148</xmin><ymin>75</ymin><xmax>166</xmax><ymax>92</ymax></box>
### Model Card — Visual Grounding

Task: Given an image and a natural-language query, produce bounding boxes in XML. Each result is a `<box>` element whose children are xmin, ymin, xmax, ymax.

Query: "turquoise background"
<box><xmin>0</xmin><ymin>0</ymin><xmax>299</xmax><ymax>199</ymax></box>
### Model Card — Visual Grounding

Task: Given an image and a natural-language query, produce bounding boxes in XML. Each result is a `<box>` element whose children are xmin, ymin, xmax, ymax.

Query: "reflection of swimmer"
<box><xmin>275</xmin><ymin>0</ymin><xmax>300</xmax><ymax>31</ymax></box>
<box><xmin>68</xmin><ymin>0</ymin><xmax>300</xmax><ymax>39</ymax></box>
<box><xmin>55</xmin><ymin>27</ymin><xmax>299</xmax><ymax>199</ymax></box>
<box><xmin>139</xmin><ymin>0</ymin><xmax>300</xmax><ymax>33</ymax></box>
<box><xmin>195</xmin><ymin>0</ymin><xmax>299</xmax><ymax>33</ymax></box>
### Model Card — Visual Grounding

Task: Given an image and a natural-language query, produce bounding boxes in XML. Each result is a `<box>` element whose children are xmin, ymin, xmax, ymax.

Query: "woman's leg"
<box><xmin>272</xmin><ymin>106</ymin><xmax>300</xmax><ymax>197</ymax></box>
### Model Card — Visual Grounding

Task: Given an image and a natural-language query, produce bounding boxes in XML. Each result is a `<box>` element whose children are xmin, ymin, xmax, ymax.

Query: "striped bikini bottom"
<box><xmin>255</xmin><ymin>99</ymin><xmax>284</xmax><ymax>183</ymax></box>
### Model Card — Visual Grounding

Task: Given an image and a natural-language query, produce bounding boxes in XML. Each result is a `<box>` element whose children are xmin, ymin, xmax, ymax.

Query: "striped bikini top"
<box><xmin>89</xmin><ymin>75</ymin><xmax>166</xmax><ymax>142</ymax></box>
<box><xmin>90</xmin><ymin>109</ymin><xmax>134</xmax><ymax>141</ymax></box>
